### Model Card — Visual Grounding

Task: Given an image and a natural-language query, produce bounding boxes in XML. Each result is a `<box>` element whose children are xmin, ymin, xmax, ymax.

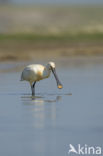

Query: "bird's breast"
<box><xmin>37</xmin><ymin>69</ymin><xmax>51</xmax><ymax>81</ymax></box>
<box><xmin>37</xmin><ymin>71</ymin><xmax>43</xmax><ymax>81</ymax></box>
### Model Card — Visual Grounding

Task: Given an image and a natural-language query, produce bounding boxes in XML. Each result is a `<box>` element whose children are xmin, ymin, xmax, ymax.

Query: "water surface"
<box><xmin>0</xmin><ymin>58</ymin><xmax>103</xmax><ymax>156</ymax></box>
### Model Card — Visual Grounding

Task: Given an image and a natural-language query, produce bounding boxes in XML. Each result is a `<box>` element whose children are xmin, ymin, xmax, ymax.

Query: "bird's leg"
<box><xmin>31</xmin><ymin>81</ymin><xmax>36</xmax><ymax>96</ymax></box>
<box><xmin>31</xmin><ymin>85</ymin><xmax>34</xmax><ymax>96</ymax></box>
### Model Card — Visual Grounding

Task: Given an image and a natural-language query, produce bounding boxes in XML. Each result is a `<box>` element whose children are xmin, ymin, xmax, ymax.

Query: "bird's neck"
<box><xmin>43</xmin><ymin>66</ymin><xmax>51</xmax><ymax>78</ymax></box>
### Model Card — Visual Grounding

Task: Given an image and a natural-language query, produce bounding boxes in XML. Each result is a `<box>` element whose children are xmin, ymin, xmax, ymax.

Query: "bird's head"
<box><xmin>47</xmin><ymin>62</ymin><xmax>55</xmax><ymax>70</ymax></box>
<box><xmin>46</xmin><ymin>62</ymin><xmax>63</xmax><ymax>89</ymax></box>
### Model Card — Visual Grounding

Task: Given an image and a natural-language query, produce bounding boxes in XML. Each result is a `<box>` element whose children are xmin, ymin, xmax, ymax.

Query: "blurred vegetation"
<box><xmin>0</xmin><ymin>5</ymin><xmax>103</xmax><ymax>61</ymax></box>
<box><xmin>1</xmin><ymin>5</ymin><xmax>103</xmax><ymax>41</ymax></box>
<box><xmin>0</xmin><ymin>32</ymin><xmax>103</xmax><ymax>42</ymax></box>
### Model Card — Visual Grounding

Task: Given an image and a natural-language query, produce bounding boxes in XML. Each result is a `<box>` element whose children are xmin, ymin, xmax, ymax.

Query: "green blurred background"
<box><xmin>0</xmin><ymin>0</ymin><xmax>103</xmax><ymax>61</ymax></box>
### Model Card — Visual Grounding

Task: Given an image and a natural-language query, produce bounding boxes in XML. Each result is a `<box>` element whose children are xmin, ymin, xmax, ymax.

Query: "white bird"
<box><xmin>21</xmin><ymin>62</ymin><xmax>63</xmax><ymax>95</ymax></box>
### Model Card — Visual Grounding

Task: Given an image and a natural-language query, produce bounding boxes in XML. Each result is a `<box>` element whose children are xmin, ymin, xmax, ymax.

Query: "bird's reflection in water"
<box><xmin>21</xmin><ymin>95</ymin><xmax>62</xmax><ymax>128</ymax></box>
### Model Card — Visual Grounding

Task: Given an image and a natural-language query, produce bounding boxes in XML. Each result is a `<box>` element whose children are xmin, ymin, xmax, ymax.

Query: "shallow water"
<box><xmin>0</xmin><ymin>58</ymin><xmax>103</xmax><ymax>156</ymax></box>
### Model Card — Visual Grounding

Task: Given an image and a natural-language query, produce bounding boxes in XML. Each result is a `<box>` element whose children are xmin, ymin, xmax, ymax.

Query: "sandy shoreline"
<box><xmin>1</xmin><ymin>5</ymin><xmax>103</xmax><ymax>61</ymax></box>
<box><xmin>0</xmin><ymin>40</ymin><xmax>103</xmax><ymax>61</ymax></box>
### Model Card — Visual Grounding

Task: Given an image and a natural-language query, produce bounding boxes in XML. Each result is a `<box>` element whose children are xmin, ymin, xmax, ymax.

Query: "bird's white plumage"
<box><xmin>21</xmin><ymin>64</ymin><xmax>51</xmax><ymax>84</ymax></box>
<box><xmin>20</xmin><ymin>62</ymin><xmax>62</xmax><ymax>95</ymax></box>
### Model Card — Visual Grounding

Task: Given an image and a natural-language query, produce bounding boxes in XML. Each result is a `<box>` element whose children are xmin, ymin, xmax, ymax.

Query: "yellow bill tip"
<box><xmin>58</xmin><ymin>85</ymin><xmax>63</xmax><ymax>89</ymax></box>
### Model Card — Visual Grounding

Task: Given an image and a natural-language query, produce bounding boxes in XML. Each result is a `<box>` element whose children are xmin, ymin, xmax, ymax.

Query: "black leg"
<box><xmin>33</xmin><ymin>81</ymin><xmax>36</xmax><ymax>88</ymax></box>
<box><xmin>31</xmin><ymin>81</ymin><xmax>36</xmax><ymax>96</ymax></box>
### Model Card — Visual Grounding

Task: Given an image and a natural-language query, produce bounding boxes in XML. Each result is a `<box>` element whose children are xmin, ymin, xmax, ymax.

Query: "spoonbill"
<box><xmin>21</xmin><ymin>62</ymin><xmax>63</xmax><ymax>95</ymax></box>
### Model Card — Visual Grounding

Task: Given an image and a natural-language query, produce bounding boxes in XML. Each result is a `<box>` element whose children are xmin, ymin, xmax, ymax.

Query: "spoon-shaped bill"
<box><xmin>51</xmin><ymin>68</ymin><xmax>63</xmax><ymax>89</ymax></box>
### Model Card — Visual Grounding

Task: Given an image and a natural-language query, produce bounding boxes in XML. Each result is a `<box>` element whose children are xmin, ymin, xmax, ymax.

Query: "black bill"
<box><xmin>51</xmin><ymin>68</ymin><xmax>63</xmax><ymax>89</ymax></box>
